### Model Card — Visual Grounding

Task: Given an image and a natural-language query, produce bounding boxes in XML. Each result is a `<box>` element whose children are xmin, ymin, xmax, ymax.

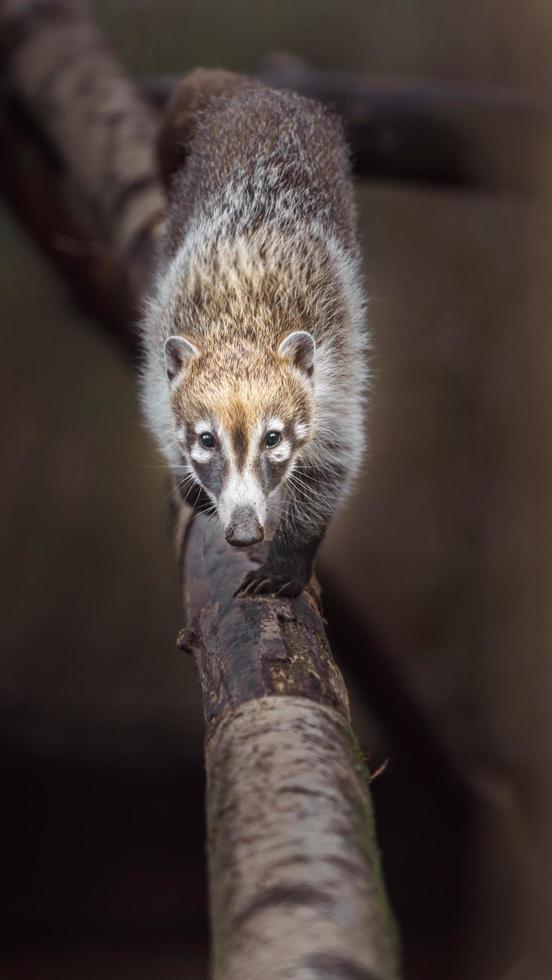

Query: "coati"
<box><xmin>141</xmin><ymin>70</ymin><xmax>368</xmax><ymax>597</ymax></box>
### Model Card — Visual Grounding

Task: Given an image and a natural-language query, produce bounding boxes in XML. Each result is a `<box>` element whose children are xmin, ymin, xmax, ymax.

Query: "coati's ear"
<box><xmin>278</xmin><ymin>331</ymin><xmax>315</xmax><ymax>377</ymax></box>
<box><xmin>164</xmin><ymin>336</ymin><xmax>198</xmax><ymax>383</ymax></box>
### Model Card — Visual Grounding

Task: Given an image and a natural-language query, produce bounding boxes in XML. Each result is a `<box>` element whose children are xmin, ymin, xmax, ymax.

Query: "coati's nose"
<box><xmin>225</xmin><ymin>506</ymin><xmax>264</xmax><ymax>548</ymax></box>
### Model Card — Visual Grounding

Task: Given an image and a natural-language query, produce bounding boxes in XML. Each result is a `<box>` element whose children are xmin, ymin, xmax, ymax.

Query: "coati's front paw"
<box><xmin>235</xmin><ymin>560</ymin><xmax>309</xmax><ymax>599</ymax></box>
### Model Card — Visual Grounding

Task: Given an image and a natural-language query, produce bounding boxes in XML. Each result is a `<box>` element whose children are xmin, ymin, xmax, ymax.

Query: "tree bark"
<box><xmin>0</xmin><ymin>2</ymin><xmax>401</xmax><ymax>977</ymax></box>
<box><xmin>182</xmin><ymin>515</ymin><xmax>400</xmax><ymax>979</ymax></box>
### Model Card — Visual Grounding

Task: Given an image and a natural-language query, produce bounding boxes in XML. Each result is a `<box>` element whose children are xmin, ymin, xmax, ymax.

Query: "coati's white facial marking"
<box><xmin>190</xmin><ymin>444</ymin><xmax>214</xmax><ymax>465</ymax></box>
<box><xmin>189</xmin><ymin>419</ymin><xmax>215</xmax><ymax>464</ymax></box>
<box><xmin>264</xmin><ymin>418</ymin><xmax>292</xmax><ymax>465</ymax></box>
<box><xmin>217</xmin><ymin>421</ymin><xmax>267</xmax><ymax>535</ymax></box>
<box><xmin>218</xmin><ymin>466</ymin><xmax>268</xmax><ymax>530</ymax></box>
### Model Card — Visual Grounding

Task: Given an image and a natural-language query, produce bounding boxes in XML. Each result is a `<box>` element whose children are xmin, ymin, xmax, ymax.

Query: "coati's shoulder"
<box><xmin>157</xmin><ymin>69</ymin><xmax>357</xmax><ymax>261</ymax></box>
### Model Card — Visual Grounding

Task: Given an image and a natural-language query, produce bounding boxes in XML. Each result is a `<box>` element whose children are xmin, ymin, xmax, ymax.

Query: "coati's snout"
<box><xmin>225</xmin><ymin>506</ymin><xmax>264</xmax><ymax>549</ymax></box>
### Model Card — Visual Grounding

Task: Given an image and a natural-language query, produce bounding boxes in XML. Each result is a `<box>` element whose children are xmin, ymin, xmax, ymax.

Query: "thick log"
<box><xmin>0</xmin><ymin>1</ymin><xmax>401</xmax><ymax>976</ymax></box>
<box><xmin>182</xmin><ymin>514</ymin><xmax>400</xmax><ymax>980</ymax></box>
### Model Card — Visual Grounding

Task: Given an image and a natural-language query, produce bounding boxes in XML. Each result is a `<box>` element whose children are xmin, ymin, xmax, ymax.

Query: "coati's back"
<box><xmin>160</xmin><ymin>72</ymin><xmax>358</xmax><ymax>263</ymax></box>
<box><xmin>142</xmin><ymin>71</ymin><xmax>367</xmax><ymax>598</ymax></box>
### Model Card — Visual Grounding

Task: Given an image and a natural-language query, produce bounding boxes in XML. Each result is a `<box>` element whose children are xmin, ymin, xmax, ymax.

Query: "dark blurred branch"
<box><xmin>181</xmin><ymin>515</ymin><xmax>400</xmax><ymax>979</ymax></box>
<box><xmin>0</xmin><ymin>2</ymin><xmax>400</xmax><ymax>977</ymax></box>
<box><xmin>148</xmin><ymin>53</ymin><xmax>541</xmax><ymax>191</ymax></box>
<box><xmin>0</xmin><ymin>85</ymin><xmax>139</xmax><ymax>357</ymax></box>
<box><xmin>0</xmin><ymin>0</ymin><xmax>164</xmax><ymax>289</ymax></box>
<box><xmin>257</xmin><ymin>55</ymin><xmax>540</xmax><ymax>190</ymax></box>
<box><xmin>0</xmin><ymin>0</ymin><xmax>164</xmax><ymax>356</ymax></box>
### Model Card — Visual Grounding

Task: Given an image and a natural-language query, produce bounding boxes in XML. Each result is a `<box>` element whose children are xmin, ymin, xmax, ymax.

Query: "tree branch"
<box><xmin>148</xmin><ymin>54</ymin><xmax>540</xmax><ymax>191</ymax></box>
<box><xmin>0</xmin><ymin>1</ymin><xmax>401</xmax><ymax>977</ymax></box>
<box><xmin>0</xmin><ymin>84</ymin><xmax>139</xmax><ymax>356</ymax></box>
<box><xmin>255</xmin><ymin>54</ymin><xmax>538</xmax><ymax>191</ymax></box>
<box><xmin>182</xmin><ymin>518</ymin><xmax>400</xmax><ymax>978</ymax></box>
<box><xmin>0</xmin><ymin>0</ymin><xmax>165</xmax><ymax>300</ymax></box>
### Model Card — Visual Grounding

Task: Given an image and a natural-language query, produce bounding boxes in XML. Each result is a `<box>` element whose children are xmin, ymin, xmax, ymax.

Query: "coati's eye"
<box><xmin>265</xmin><ymin>431</ymin><xmax>281</xmax><ymax>449</ymax></box>
<box><xmin>199</xmin><ymin>432</ymin><xmax>215</xmax><ymax>449</ymax></box>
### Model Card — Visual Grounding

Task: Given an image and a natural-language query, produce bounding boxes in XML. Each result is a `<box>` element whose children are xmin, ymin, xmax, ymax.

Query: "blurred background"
<box><xmin>2</xmin><ymin>1</ymin><xmax>552</xmax><ymax>978</ymax></box>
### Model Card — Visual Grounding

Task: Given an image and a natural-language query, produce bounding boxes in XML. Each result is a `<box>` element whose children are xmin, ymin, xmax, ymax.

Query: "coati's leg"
<box><xmin>236</xmin><ymin>463</ymin><xmax>346</xmax><ymax>598</ymax></box>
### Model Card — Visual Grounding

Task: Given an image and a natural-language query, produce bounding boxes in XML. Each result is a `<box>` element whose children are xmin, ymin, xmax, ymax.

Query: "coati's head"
<box><xmin>165</xmin><ymin>331</ymin><xmax>315</xmax><ymax>547</ymax></box>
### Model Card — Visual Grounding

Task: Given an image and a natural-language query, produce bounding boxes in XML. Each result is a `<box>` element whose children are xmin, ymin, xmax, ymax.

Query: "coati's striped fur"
<box><xmin>141</xmin><ymin>70</ymin><xmax>368</xmax><ymax>596</ymax></box>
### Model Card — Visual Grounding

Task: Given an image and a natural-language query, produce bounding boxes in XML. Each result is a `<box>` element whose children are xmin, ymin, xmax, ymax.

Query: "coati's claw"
<box><xmin>275</xmin><ymin>581</ymin><xmax>300</xmax><ymax>598</ymax></box>
<box><xmin>235</xmin><ymin>566</ymin><xmax>305</xmax><ymax>598</ymax></box>
<box><xmin>235</xmin><ymin>577</ymin><xmax>257</xmax><ymax>597</ymax></box>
